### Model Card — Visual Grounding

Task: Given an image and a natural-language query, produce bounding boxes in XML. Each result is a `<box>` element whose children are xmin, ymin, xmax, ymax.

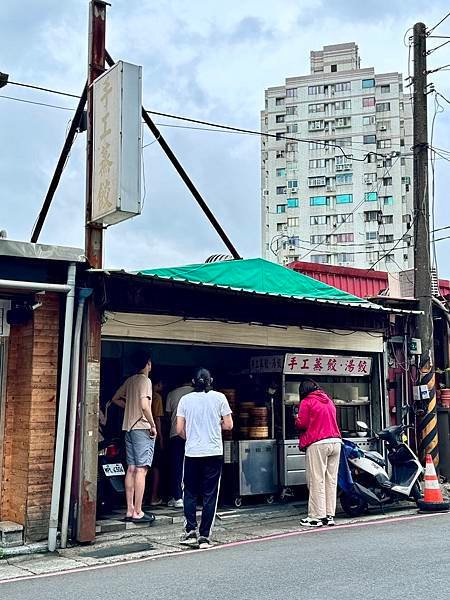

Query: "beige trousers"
<box><xmin>305</xmin><ymin>442</ymin><xmax>341</xmax><ymax>519</ymax></box>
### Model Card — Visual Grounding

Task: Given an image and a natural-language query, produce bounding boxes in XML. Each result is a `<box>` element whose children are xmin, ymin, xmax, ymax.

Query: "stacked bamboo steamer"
<box><xmin>239</xmin><ymin>401</ymin><xmax>255</xmax><ymax>439</ymax></box>
<box><xmin>249</xmin><ymin>406</ymin><xmax>269</xmax><ymax>439</ymax></box>
<box><xmin>219</xmin><ymin>389</ymin><xmax>237</xmax><ymax>440</ymax></box>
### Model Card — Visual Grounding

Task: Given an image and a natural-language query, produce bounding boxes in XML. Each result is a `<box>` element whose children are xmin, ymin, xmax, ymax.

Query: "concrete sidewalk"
<box><xmin>0</xmin><ymin>502</ymin><xmax>419</xmax><ymax>581</ymax></box>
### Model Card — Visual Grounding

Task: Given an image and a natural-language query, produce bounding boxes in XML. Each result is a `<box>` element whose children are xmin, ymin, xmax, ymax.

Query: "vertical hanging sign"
<box><xmin>92</xmin><ymin>61</ymin><xmax>142</xmax><ymax>225</ymax></box>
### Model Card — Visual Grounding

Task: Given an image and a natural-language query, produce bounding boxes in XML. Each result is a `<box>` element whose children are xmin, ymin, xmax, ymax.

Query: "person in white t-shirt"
<box><xmin>176</xmin><ymin>368</ymin><xmax>233</xmax><ymax>549</ymax></box>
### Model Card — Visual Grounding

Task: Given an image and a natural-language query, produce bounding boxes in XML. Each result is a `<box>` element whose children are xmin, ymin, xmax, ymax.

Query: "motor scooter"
<box><xmin>97</xmin><ymin>401</ymin><xmax>126</xmax><ymax>515</ymax></box>
<box><xmin>339</xmin><ymin>420</ymin><xmax>423</xmax><ymax>517</ymax></box>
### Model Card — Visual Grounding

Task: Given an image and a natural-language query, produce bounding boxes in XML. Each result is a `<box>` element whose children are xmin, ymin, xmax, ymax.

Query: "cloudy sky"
<box><xmin>1</xmin><ymin>0</ymin><xmax>450</xmax><ymax>274</ymax></box>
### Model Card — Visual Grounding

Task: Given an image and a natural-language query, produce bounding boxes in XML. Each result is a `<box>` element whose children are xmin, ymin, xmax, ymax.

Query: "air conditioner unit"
<box><xmin>379</xmin><ymin>126</ymin><xmax>387</xmax><ymax>131</ymax></box>
<box><xmin>336</xmin><ymin>165</ymin><xmax>343</xmax><ymax>171</ymax></box>
<box><xmin>282</xmin><ymin>225</ymin><xmax>288</xmax><ymax>231</ymax></box>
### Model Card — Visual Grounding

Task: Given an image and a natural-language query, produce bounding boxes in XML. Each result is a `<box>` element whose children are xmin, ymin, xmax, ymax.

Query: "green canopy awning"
<box><xmin>137</xmin><ymin>258</ymin><xmax>373</xmax><ymax>307</ymax></box>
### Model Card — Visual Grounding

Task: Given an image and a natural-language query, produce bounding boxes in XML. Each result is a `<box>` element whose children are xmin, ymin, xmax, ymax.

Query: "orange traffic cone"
<box><xmin>417</xmin><ymin>454</ymin><xmax>449</xmax><ymax>512</ymax></box>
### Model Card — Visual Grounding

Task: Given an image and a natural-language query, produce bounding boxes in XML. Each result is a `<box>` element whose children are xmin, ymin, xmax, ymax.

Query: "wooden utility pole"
<box><xmin>413</xmin><ymin>22</ymin><xmax>438</xmax><ymax>464</ymax></box>
<box><xmin>76</xmin><ymin>0</ymin><xmax>107</xmax><ymax>542</ymax></box>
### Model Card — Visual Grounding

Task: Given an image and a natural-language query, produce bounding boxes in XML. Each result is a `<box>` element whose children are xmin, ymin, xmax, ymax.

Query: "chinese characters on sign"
<box><xmin>250</xmin><ymin>355</ymin><xmax>284</xmax><ymax>373</ymax></box>
<box><xmin>92</xmin><ymin>61</ymin><xmax>142</xmax><ymax>225</ymax></box>
<box><xmin>283</xmin><ymin>354</ymin><xmax>372</xmax><ymax>377</ymax></box>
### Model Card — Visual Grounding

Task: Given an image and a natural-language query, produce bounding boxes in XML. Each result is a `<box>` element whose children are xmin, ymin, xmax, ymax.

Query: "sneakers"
<box><xmin>198</xmin><ymin>536</ymin><xmax>213</xmax><ymax>549</ymax></box>
<box><xmin>180</xmin><ymin>530</ymin><xmax>198</xmax><ymax>547</ymax></box>
<box><xmin>322</xmin><ymin>515</ymin><xmax>335</xmax><ymax>526</ymax></box>
<box><xmin>168</xmin><ymin>498</ymin><xmax>184</xmax><ymax>508</ymax></box>
<box><xmin>300</xmin><ymin>517</ymin><xmax>323</xmax><ymax>528</ymax></box>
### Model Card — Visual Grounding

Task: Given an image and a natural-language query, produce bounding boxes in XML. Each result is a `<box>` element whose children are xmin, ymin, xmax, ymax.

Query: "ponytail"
<box><xmin>193</xmin><ymin>368</ymin><xmax>213</xmax><ymax>392</ymax></box>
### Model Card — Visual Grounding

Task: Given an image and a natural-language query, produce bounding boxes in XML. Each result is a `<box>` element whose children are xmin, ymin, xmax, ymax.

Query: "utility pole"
<box><xmin>413</xmin><ymin>22</ymin><xmax>438</xmax><ymax>465</ymax></box>
<box><xmin>76</xmin><ymin>0</ymin><xmax>107</xmax><ymax>543</ymax></box>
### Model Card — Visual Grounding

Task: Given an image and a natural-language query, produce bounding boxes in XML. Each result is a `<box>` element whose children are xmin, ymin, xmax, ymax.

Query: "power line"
<box><xmin>7</xmin><ymin>80</ymin><xmax>80</xmax><ymax>99</ymax></box>
<box><xmin>0</xmin><ymin>94</ymin><xmax>75</xmax><ymax>111</ymax></box>
<box><xmin>427</xmin><ymin>11</ymin><xmax>450</xmax><ymax>34</ymax></box>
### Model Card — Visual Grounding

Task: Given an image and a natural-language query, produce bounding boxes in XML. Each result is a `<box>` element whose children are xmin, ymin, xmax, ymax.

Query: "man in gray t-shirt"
<box><xmin>176</xmin><ymin>369</ymin><xmax>233</xmax><ymax>549</ymax></box>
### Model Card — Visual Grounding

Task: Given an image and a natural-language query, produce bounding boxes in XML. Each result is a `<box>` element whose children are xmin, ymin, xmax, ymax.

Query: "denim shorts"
<box><xmin>125</xmin><ymin>429</ymin><xmax>155</xmax><ymax>467</ymax></box>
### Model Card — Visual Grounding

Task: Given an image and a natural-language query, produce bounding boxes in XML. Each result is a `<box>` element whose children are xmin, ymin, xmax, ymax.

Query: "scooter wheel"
<box><xmin>340</xmin><ymin>492</ymin><xmax>368</xmax><ymax>517</ymax></box>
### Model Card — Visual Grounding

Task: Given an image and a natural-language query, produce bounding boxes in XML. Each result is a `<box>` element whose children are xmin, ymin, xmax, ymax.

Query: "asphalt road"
<box><xmin>2</xmin><ymin>513</ymin><xmax>449</xmax><ymax>600</ymax></box>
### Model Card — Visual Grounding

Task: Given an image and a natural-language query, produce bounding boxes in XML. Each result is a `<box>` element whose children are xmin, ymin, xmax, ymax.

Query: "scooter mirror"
<box><xmin>356</xmin><ymin>421</ymin><xmax>369</xmax><ymax>430</ymax></box>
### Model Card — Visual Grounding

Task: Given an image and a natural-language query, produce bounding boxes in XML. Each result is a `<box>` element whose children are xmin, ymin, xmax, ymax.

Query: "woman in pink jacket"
<box><xmin>295</xmin><ymin>379</ymin><xmax>342</xmax><ymax>528</ymax></box>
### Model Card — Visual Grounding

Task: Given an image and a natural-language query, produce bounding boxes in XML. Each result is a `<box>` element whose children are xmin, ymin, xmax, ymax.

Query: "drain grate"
<box><xmin>80</xmin><ymin>542</ymin><xmax>154</xmax><ymax>559</ymax></box>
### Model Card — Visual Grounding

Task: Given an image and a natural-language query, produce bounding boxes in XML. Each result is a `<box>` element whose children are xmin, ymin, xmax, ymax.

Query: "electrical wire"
<box><xmin>0</xmin><ymin>94</ymin><xmax>75</xmax><ymax>111</ymax></box>
<box><xmin>427</xmin><ymin>11</ymin><xmax>450</xmax><ymax>35</ymax></box>
<box><xmin>7</xmin><ymin>80</ymin><xmax>80</xmax><ymax>98</ymax></box>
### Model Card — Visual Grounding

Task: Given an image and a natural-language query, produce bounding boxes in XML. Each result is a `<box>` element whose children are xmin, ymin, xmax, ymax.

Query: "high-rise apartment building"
<box><xmin>261</xmin><ymin>43</ymin><xmax>413</xmax><ymax>270</ymax></box>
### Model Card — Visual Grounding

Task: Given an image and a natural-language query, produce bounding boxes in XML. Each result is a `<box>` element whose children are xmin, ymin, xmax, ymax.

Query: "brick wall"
<box><xmin>0</xmin><ymin>293</ymin><xmax>60</xmax><ymax>542</ymax></box>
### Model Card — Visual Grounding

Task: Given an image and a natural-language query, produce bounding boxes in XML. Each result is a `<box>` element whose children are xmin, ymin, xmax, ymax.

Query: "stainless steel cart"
<box><xmin>224</xmin><ymin>439</ymin><xmax>278</xmax><ymax>507</ymax></box>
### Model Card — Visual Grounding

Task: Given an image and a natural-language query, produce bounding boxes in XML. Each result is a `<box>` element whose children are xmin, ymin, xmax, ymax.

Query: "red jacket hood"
<box><xmin>307</xmin><ymin>390</ymin><xmax>332</xmax><ymax>404</ymax></box>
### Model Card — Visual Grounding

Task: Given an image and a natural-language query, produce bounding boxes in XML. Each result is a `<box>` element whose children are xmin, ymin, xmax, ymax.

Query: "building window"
<box><xmin>402</xmin><ymin>176</ymin><xmax>411</xmax><ymax>185</ymax></box>
<box><xmin>335</xmin><ymin>213</ymin><xmax>353</xmax><ymax>224</ymax></box>
<box><xmin>363</xmin><ymin>135</ymin><xmax>376</xmax><ymax>144</ymax></box>
<box><xmin>363</xmin><ymin>116</ymin><xmax>376</xmax><ymax>126</ymax></box>
<box><xmin>335</xmin><ymin>100</ymin><xmax>351</xmax><ymax>110</ymax></box>
<box><xmin>376</xmin><ymin>102</ymin><xmax>391</xmax><ymax>112</ymax></box>
<box><xmin>385</xmin><ymin>254</ymin><xmax>395</xmax><ymax>263</ymax></box>
<box><xmin>310</xmin><ymin>215</ymin><xmax>330</xmax><ymax>225</ymax></box>
<box><xmin>403</xmin><ymin>214</ymin><xmax>412</xmax><ymax>224</ymax></box>
<box><xmin>383</xmin><ymin>177</ymin><xmax>393</xmax><ymax>186</ymax></box>
<box><xmin>362</xmin><ymin>79</ymin><xmax>375</xmax><ymax>89</ymax></box>
<box><xmin>366</xmin><ymin>231</ymin><xmax>378</xmax><ymax>241</ymax></box>
<box><xmin>286</xmin><ymin>88</ymin><xmax>298</xmax><ymax>97</ymax></box>
<box><xmin>331</xmin><ymin>64</ymin><xmax>337</xmax><ymax>72</ymax></box>
<box><xmin>335</xmin><ymin>117</ymin><xmax>351</xmax><ymax>128</ymax></box>
<box><xmin>364</xmin><ymin>210</ymin><xmax>380</xmax><ymax>222</ymax></box>
<box><xmin>363</xmin><ymin>97</ymin><xmax>376</xmax><ymax>107</ymax></box>
<box><xmin>275</xmin><ymin>97</ymin><xmax>285</xmax><ymax>106</ymax></box>
<box><xmin>309</xmin><ymin>158</ymin><xmax>326</xmax><ymax>169</ymax></box>
<box><xmin>276</xmin><ymin>132</ymin><xmax>284</xmax><ymax>141</ymax></box>
<box><xmin>336</xmin><ymin>173</ymin><xmax>353</xmax><ymax>185</ymax></box>
<box><xmin>286</xmin><ymin>142</ymin><xmax>298</xmax><ymax>152</ymax></box>
<box><xmin>311</xmin><ymin>254</ymin><xmax>330</xmax><ymax>264</ymax></box>
<box><xmin>337</xmin><ymin>253</ymin><xmax>354</xmax><ymax>263</ymax></box>
<box><xmin>276</xmin><ymin>186</ymin><xmax>287</xmax><ymax>195</ymax></box>
<box><xmin>335</xmin><ymin>233</ymin><xmax>354</xmax><ymax>243</ymax></box>
<box><xmin>276</xmin><ymin>114</ymin><xmax>285</xmax><ymax>123</ymax></box>
<box><xmin>308</xmin><ymin>177</ymin><xmax>326</xmax><ymax>187</ymax></box>
<box><xmin>364</xmin><ymin>173</ymin><xmax>377</xmax><ymax>184</ymax></box>
<box><xmin>377</xmin><ymin>139</ymin><xmax>392</xmax><ymax>149</ymax></box>
<box><xmin>286</xmin><ymin>106</ymin><xmax>297</xmax><ymax>115</ymax></box>
<box><xmin>309</xmin><ymin>141</ymin><xmax>323</xmax><ymax>150</ymax></box>
<box><xmin>335</xmin><ymin>137</ymin><xmax>352</xmax><ymax>147</ymax></box>
<box><xmin>367</xmin><ymin>153</ymin><xmax>377</xmax><ymax>163</ymax></box>
<box><xmin>366</xmin><ymin>250</ymin><xmax>379</xmax><ymax>262</ymax></box>
<box><xmin>382</xmin><ymin>214</ymin><xmax>394</xmax><ymax>224</ymax></box>
<box><xmin>286</xmin><ymin>124</ymin><xmax>298</xmax><ymax>134</ymax></box>
<box><xmin>287</xmin><ymin>198</ymin><xmax>299</xmax><ymax>208</ymax></box>
<box><xmin>310</xmin><ymin>234</ymin><xmax>329</xmax><ymax>244</ymax></box>
<box><xmin>276</xmin><ymin>168</ymin><xmax>286</xmax><ymax>177</ymax></box>
<box><xmin>309</xmin><ymin>120</ymin><xmax>324</xmax><ymax>131</ymax></box>
<box><xmin>276</xmin><ymin>150</ymin><xmax>285</xmax><ymax>158</ymax></box>
<box><xmin>400</xmin><ymin>138</ymin><xmax>405</xmax><ymax>147</ymax></box>
<box><xmin>380</xmin><ymin>234</ymin><xmax>394</xmax><ymax>243</ymax></box>
<box><xmin>308</xmin><ymin>103</ymin><xmax>325</xmax><ymax>113</ymax></box>
<box><xmin>308</xmin><ymin>85</ymin><xmax>325</xmax><ymax>95</ymax></box>
<box><xmin>336</xmin><ymin>193</ymin><xmax>353</xmax><ymax>204</ymax></box>
<box><xmin>276</xmin><ymin>223</ymin><xmax>284</xmax><ymax>231</ymax></box>
<box><xmin>287</xmin><ymin>179</ymin><xmax>298</xmax><ymax>189</ymax></box>
<box><xmin>335</xmin><ymin>82</ymin><xmax>351</xmax><ymax>92</ymax></box>
<box><xmin>276</xmin><ymin>204</ymin><xmax>286</xmax><ymax>214</ymax></box>
<box><xmin>380</xmin><ymin>84</ymin><xmax>391</xmax><ymax>94</ymax></box>
<box><xmin>377</xmin><ymin>120</ymin><xmax>391</xmax><ymax>131</ymax></box>
<box><xmin>310</xmin><ymin>196</ymin><xmax>329</xmax><ymax>206</ymax></box>
<box><xmin>365</xmin><ymin>191</ymin><xmax>378</xmax><ymax>201</ymax></box>
<box><xmin>383</xmin><ymin>195</ymin><xmax>394</xmax><ymax>205</ymax></box>
<box><xmin>287</xmin><ymin>217</ymin><xmax>299</xmax><ymax>227</ymax></box>
<box><xmin>336</xmin><ymin>155</ymin><xmax>353</xmax><ymax>170</ymax></box>
<box><xmin>400</xmin><ymin>101</ymin><xmax>404</xmax><ymax>110</ymax></box>
<box><xmin>287</xmin><ymin>236</ymin><xmax>299</xmax><ymax>247</ymax></box>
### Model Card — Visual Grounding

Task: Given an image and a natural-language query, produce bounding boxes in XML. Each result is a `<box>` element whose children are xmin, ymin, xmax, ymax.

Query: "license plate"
<box><xmin>103</xmin><ymin>463</ymin><xmax>125</xmax><ymax>477</ymax></box>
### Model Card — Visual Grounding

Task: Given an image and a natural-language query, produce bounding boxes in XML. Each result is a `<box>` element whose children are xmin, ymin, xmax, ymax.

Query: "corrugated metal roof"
<box><xmin>289</xmin><ymin>261</ymin><xmax>450</xmax><ymax>299</ymax></box>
